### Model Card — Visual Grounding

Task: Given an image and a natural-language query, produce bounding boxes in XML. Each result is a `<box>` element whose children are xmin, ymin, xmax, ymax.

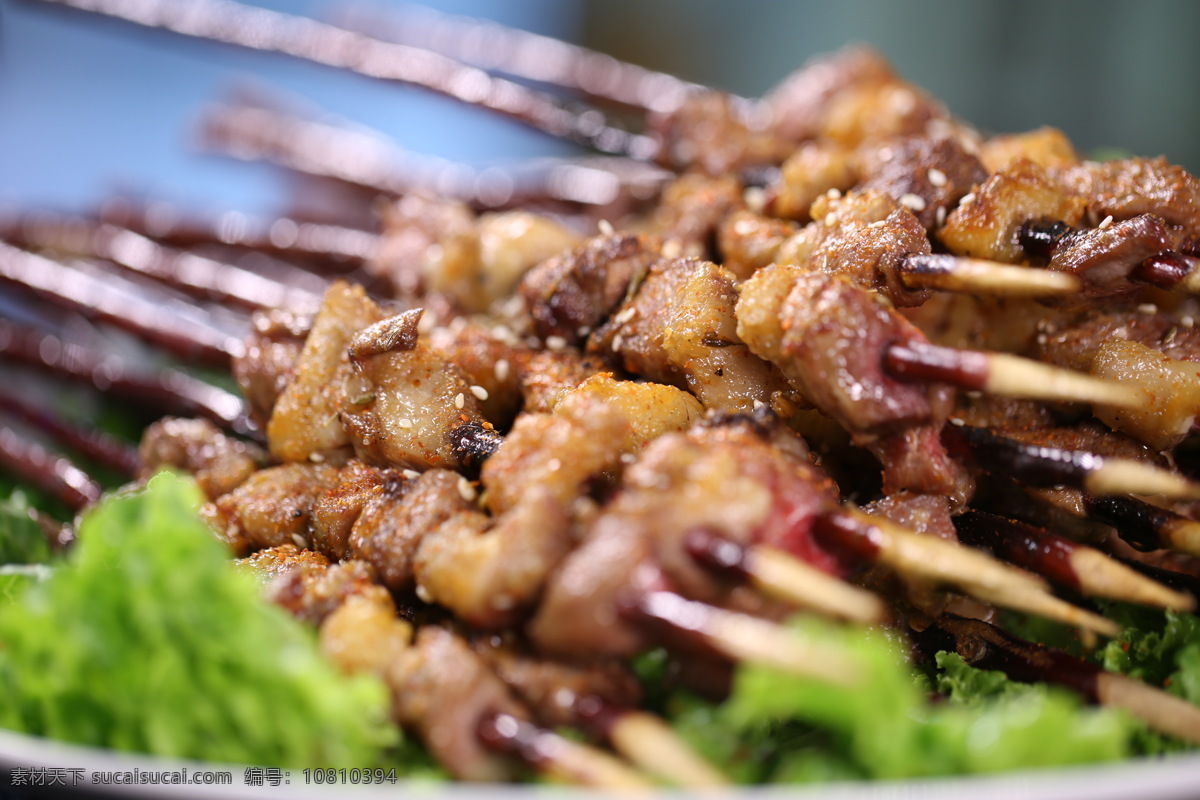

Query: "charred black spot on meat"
<box><xmin>1018</xmin><ymin>220</ymin><xmax>1071</xmax><ymax>262</ymax></box>
<box><xmin>449</xmin><ymin>421</ymin><xmax>505</xmax><ymax>474</ymax></box>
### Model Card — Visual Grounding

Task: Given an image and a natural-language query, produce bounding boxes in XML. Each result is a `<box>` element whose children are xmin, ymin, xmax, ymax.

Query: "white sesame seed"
<box><xmin>868</xmin><ymin>220</ymin><xmax>887</xmax><ymax>229</ymax></box>
<box><xmin>546</xmin><ymin>335</ymin><xmax>567</xmax><ymax>351</ymax></box>
<box><xmin>402</xmin><ymin>469</ymin><xmax>421</xmax><ymax>480</ymax></box>
<box><xmin>826</xmin><ymin>187</ymin><xmax>843</xmax><ymax>199</ymax></box>
<box><xmin>308</xmin><ymin>452</ymin><xmax>325</xmax><ymax>463</ymax></box>
<box><xmin>576</xmin><ymin>326</ymin><xmax>591</xmax><ymax>337</ymax></box>
<box><xmin>454</xmin><ymin>392</ymin><xmax>465</xmax><ymax>409</ymax></box>
<box><xmin>948</xmin><ymin>417</ymin><xmax>965</xmax><ymax>427</ymax></box>
<box><xmin>743</xmin><ymin>186</ymin><xmax>767</xmax><ymax>212</ymax></box>
<box><xmin>292</xmin><ymin>534</ymin><xmax>308</xmax><ymax>549</ymax></box>
<box><xmin>546</xmin><ymin>458</ymin><xmax>562</xmax><ymax>472</ymax></box>
<box><xmin>612</xmin><ymin>334</ymin><xmax>624</xmax><ymax>352</ymax></box>
<box><xmin>598</xmin><ymin>219</ymin><xmax>615</xmax><ymax>236</ymax></box>
<box><xmin>1098</xmin><ymin>215</ymin><xmax>1114</xmax><ymax>230</ymax></box>
<box><xmin>661</xmin><ymin>239</ymin><xmax>683</xmax><ymax>259</ymax></box>
<box><xmin>1183</xmin><ymin>315</ymin><xmax>1195</xmax><ymax>328</ymax></box>
<box><xmin>397</xmin><ymin>418</ymin><xmax>413</xmax><ymax>429</ymax></box>
<box><xmin>613</xmin><ymin>306</ymin><xmax>637</xmax><ymax>325</ymax></box>
<box><xmin>470</xmin><ymin>384</ymin><xmax>489</xmax><ymax>401</ymax></box>
<box><xmin>823</xmin><ymin>212</ymin><xmax>837</xmax><ymax>227</ymax></box>
<box><xmin>899</xmin><ymin>193</ymin><xmax>927</xmax><ymax>212</ymax></box>
<box><xmin>1137</xmin><ymin>303</ymin><xmax>1158</xmax><ymax>315</ymax></box>
<box><xmin>927</xmin><ymin>168</ymin><xmax>947</xmax><ymax>187</ymax></box>
<box><xmin>457</xmin><ymin>478</ymin><xmax>477</xmax><ymax>502</ymax></box>
<box><xmin>415</xmin><ymin>584</ymin><xmax>433</xmax><ymax>603</ymax></box>
<box><xmin>753</xmin><ymin>399</ymin><xmax>765</xmax><ymax>410</ymax></box>
<box><xmin>959</xmin><ymin>192</ymin><xmax>976</xmax><ymax>207</ymax></box>
<box><xmin>494</xmin><ymin>359</ymin><xmax>510</xmax><ymax>381</ymax></box>
<box><xmin>935</xmin><ymin>206</ymin><xmax>947</xmax><ymax>227</ymax></box>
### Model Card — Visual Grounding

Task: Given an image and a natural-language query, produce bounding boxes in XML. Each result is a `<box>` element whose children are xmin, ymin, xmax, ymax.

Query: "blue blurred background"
<box><xmin>1</xmin><ymin>0</ymin><xmax>1198</xmax><ymax>219</ymax></box>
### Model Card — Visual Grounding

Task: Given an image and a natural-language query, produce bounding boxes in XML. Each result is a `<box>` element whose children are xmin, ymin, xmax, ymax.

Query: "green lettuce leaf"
<box><xmin>700</xmin><ymin>618</ymin><xmax>1133</xmax><ymax>781</ymax></box>
<box><xmin>0</xmin><ymin>491</ymin><xmax>53</xmax><ymax>566</ymax></box>
<box><xmin>0</xmin><ymin>472</ymin><xmax>399</xmax><ymax>767</ymax></box>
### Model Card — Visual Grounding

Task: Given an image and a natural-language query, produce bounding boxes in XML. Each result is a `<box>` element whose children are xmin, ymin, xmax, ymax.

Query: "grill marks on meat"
<box><xmin>588</xmin><ymin>257</ymin><xmax>795</xmax><ymax>414</ymax></box>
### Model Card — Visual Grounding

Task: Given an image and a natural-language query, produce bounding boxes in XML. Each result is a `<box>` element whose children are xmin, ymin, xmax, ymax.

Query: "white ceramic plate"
<box><xmin>3</xmin><ymin>728</ymin><xmax>1200</xmax><ymax>800</ymax></box>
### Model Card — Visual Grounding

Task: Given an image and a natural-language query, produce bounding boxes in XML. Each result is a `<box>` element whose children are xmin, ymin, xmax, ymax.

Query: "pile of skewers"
<box><xmin>5</xmin><ymin>0</ymin><xmax>1200</xmax><ymax>787</ymax></box>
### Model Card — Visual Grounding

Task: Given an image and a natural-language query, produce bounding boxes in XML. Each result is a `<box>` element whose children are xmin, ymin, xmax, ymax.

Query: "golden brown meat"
<box><xmin>137</xmin><ymin>416</ymin><xmax>263</xmax><ymax>500</ymax></box>
<box><xmin>204</xmin><ymin>462</ymin><xmax>340</xmax><ymax>555</ymax></box>
<box><xmin>267</xmin><ymin>281</ymin><xmax>383</xmax><ymax>464</ymax></box>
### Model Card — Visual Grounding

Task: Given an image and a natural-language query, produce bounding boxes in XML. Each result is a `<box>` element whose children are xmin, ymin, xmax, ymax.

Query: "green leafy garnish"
<box><xmin>0</xmin><ymin>490</ymin><xmax>53</xmax><ymax>566</ymax></box>
<box><xmin>671</xmin><ymin>618</ymin><xmax>1133</xmax><ymax>782</ymax></box>
<box><xmin>0</xmin><ymin>472</ymin><xmax>398</xmax><ymax>767</ymax></box>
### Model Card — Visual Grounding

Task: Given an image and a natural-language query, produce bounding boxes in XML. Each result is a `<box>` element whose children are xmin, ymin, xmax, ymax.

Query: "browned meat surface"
<box><xmin>648</xmin><ymin>91</ymin><xmax>793</xmax><ymax>176</ymax></box>
<box><xmin>763</xmin><ymin>45</ymin><xmax>897</xmax><ymax>142</ymax></box>
<box><xmin>782</xmin><ymin>190</ymin><xmax>932</xmax><ymax>307</ymax></box>
<box><xmin>267</xmin><ymin>281</ymin><xmax>383</xmax><ymax>463</ymax></box>
<box><xmin>858</xmin><ymin>135</ymin><xmax>987</xmax><ymax>231</ymax></box>
<box><xmin>865</xmin><ymin>492</ymin><xmax>957</xmax><ymax>541</ymax></box>
<box><xmin>473</xmin><ymin>637</ymin><xmax>642</xmax><ymax>729</ymax></box>
<box><xmin>138</xmin><ymin>416</ymin><xmax>263</xmax><ymax>500</ymax></box>
<box><xmin>414</xmin><ymin>489</ymin><xmax>573</xmax><ymax>628</ymax></box>
<box><xmin>390</xmin><ymin>627</ymin><xmax>528</xmax><ymax>782</ymax></box>
<box><xmin>739</xmin><ymin>267</ymin><xmax>946</xmax><ymax>435</ymax></box>
<box><xmin>370</xmin><ymin>194</ymin><xmax>475</xmax><ymax>298</ymax></box>
<box><xmin>520</xmin><ymin>233</ymin><xmax>661</xmax><ymax>345</ymax></box>
<box><xmin>589</xmin><ymin>257</ymin><xmax>797</xmax><ymax>413</ymax></box>
<box><xmin>613</xmin><ymin>420</ymin><xmax>837</xmax><ymax>611</ymax></box>
<box><xmin>268</xmin><ymin>558</ymin><xmax>389</xmax><ymax>626</ymax></box>
<box><xmin>765</xmin><ymin>142</ymin><xmax>858</xmax><ymax>222</ymax></box>
<box><xmin>204</xmin><ymin>462</ymin><xmax>339</xmax><ymax>554</ymax></box>
<box><xmin>868</xmin><ymin>426</ymin><xmax>974</xmax><ymax>508</ymax></box>
<box><xmin>236</xmin><ymin>543</ymin><xmax>330</xmax><ymax>583</ymax></box>
<box><xmin>978</xmin><ymin>127</ymin><xmax>1079</xmax><ymax>173</ymax></box>
<box><xmin>528</xmin><ymin>511</ymin><xmax>662</xmax><ymax>660</ymax></box>
<box><xmin>648</xmin><ymin>172</ymin><xmax>743</xmax><ymax>258</ymax></box>
<box><xmin>340</xmin><ymin>310</ymin><xmax>489</xmax><ymax>471</ymax></box>
<box><xmin>308</xmin><ymin>460</ymin><xmax>387</xmax><ymax>561</ymax></box>
<box><xmin>424</xmin><ymin>211</ymin><xmax>580</xmax><ymax>314</ymax></box>
<box><xmin>1059</xmin><ymin>156</ymin><xmax>1200</xmax><ymax>230</ymax></box>
<box><xmin>319</xmin><ymin>592</ymin><xmax>413</xmax><ymax>680</ymax></box>
<box><xmin>1033</xmin><ymin>310</ymin><xmax>1200</xmax><ymax>448</ymax></box>
<box><xmin>513</xmin><ymin>349</ymin><xmax>606</xmax><ymax>413</ymax></box>
<box><xmin>1038</xmin><ymin>310</ymin><xmax>1200</xmax><ymax>370</ymax></box>
<box><xmin>817</xmin><ymin>78</ymin><xmax>948</xmax><ymax>148</ymax></box>
<box><xmin>940</xmin><ymin>160</ymin><xmax>1088</xmax><ymax>262</ymax></box>
<box><xmin>232</xmin><ymin>308</ymin><xmax>310</xmax><ymax>425</ymax></box>
<box><xmin>427</xmin><ymin>318</ymin><xmax>529</xmax><ymax>425</ymax></box>
<box><xmin>481</xmin><ymin>374</ymin><xmax>703</xmax><ymax>516</ymax></box>
<box><xmin>717</xmin><ymin>209</ymin><xmax>798</xmax><ymax>280</ymax></box>
<box><xmin>1048</xmin><ymin>214</ymin><xmax>1177</xmax><ymax>298</ymax></box>
<box><xmin>348</xmin><ymin>468</ymin><xmax>471</xmax><ymax>592</ymax></box>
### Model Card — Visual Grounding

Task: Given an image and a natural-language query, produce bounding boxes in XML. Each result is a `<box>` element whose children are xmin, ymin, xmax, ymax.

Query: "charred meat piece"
<box><xmin>520</xmin><ymin>233</ymin><xmax>661</xmax><ymax>345</ymax></box>
<box><xmin>858</xmin><ymin>135</ymin><xmax>987</xmax><ymax>232</ymax></box>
